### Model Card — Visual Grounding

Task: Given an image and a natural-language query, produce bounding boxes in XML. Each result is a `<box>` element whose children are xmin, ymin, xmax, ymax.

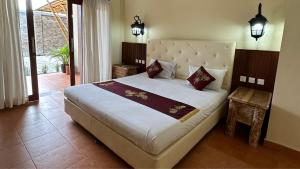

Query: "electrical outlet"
<box><xmin>257</xmin><ymin>79</ymin><xmax>265</xmax><ymax>85</ymax></box>
<box><xmin>240</xmin><ymin>76</ymin><xmax>247</xmax><ymax>82</ymax></box>
<box><xmin>248</xmin><ymin>77</ymin><xmax>256</xmax><ymax>84</ymax></box>
<box><xmin>142</xmin><ymin>60</ymin><xmax>145</xmax><ymax>64</ymax></box>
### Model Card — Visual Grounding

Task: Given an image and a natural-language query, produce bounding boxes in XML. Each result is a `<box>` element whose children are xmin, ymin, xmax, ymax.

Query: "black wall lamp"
<box><xmin>131</xmin><ymin>15</ymin><xmax>145</xmax><ymax>37</ymax></box>
<box><xmin>249</xmin><ymin>3</ymin><xmax>268</xmax><ymax>41</ymax></box>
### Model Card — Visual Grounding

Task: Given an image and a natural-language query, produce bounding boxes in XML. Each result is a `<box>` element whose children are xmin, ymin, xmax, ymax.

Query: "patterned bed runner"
<box><xmin>93</xmin><ymin>81</ymin><xmax>199</xmax><ymax>122</ymax></box>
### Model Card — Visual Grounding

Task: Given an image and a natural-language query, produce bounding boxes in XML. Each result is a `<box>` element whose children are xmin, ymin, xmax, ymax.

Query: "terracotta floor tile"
<box><xmin>33</xmin><ymin>144</ymin><xmax>85</xmax><ymax>169</ymax></box>
<box><xmin>0</xmin><ymin>144</ymin><xmax>31</xmax><ymax>168</ymax></box>
<box><xmin>177</xmin><ymin>145</ymin><xmax>253</xmax><ymax>168</ymax></box>
<box><xmin>10</xmin><ymin>159</ymin><xmax>36</xmax><ymax>169</ymax></box>
<box><xmin>48</xmin><ymin>113</ymin><xmax>73</xmax><ymax>129</ymax></box>
<box><xmin>68</xmin><ymin>157</ymin><xmax>130</xmax><ymax>169</ymax></box>
<box><xmin>1</xmin><ymin>79</ymin><xmax>300</xmax><ymax>169</ymax></box>
<box><xmin>41</xmin><ymin>107</ymin><xmax>65</xmax><ymax>120</ymax></box>
<box><xmin>0</xmin><ymin>130</ymin><xmax>23</xmax><ymax>150</ymax></box>
<box><xmin>11</xmin><ymin>112</ymin><xmax>48</xmax><ymax>130</ymax></box>
<box><xmin>71</xmin><ymin>136</ymin><xmax>106</xmax><ymax>158</ymax></box>
<box><xmin>59</xmin><ymin>122</ymin><xmax>90</xmax><ymax>141</ymax></box>
<box><xmin>24</xmin><ymin>131</ymin><xmax>68</xmax><ymax>157</ymax></box>
<box><xmin>0</xmin><ymin>110</ymin><xmax>44</xmax><ymax>132</ymax></box>
<box><xmin>18</xmin><ymin>121</ymin><xmax>57</xmax><ymax>141</ymax></box>
<box><xmin>38</xmin><ymin>73</ymin><xmax>80</xmax><ymax>95</ymax></box>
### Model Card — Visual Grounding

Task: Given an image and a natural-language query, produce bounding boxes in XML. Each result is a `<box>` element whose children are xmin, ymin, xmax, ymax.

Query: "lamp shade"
<box><xmin>249</xmin><ymin>3</ymin><xmax>268</xmax><ymax>41</ymax></box>
<box><xmin>131</xmin><ymin>16</ymin><xmax>144</xmax><ymax>37</ymax></box>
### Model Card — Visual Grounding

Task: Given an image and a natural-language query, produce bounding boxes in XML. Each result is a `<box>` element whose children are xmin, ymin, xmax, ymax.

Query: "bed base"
<box><xmin>64</xmin><ymin>98</ymin><xmax>226</xmax><ymax>169</ymax></box>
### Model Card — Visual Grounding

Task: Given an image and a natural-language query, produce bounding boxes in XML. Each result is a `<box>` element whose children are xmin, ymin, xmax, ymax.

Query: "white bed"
<box><xmin>64</xmin><ymin>40</ymin><xmax>236</xmax><ymax>168</ymax></box>
<box><xmin>65</xmin><ymin>73</ymin><xmax>228</xmax><ymax>155</ymax></box>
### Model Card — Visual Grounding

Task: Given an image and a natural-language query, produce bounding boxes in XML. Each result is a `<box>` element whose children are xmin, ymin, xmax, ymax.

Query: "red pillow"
<box><xmin>146</xmin><ymin>60</ymin><xmax>163</xmax><ymax>78</ymax></box>
<box><xmin>187</xmin><ymin>66</ymin><xmax>215</xmax><ymax>90</ymax></box>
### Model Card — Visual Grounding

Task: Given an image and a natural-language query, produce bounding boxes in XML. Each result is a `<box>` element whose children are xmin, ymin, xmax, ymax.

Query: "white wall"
<box><xmin>123</xmin><ymin>0</ymin><xmax>286</xmax><ymax>51</ymax></box>
<box><xmin>109</xmin><ymin>0</ymin><xmax>300</xmax><ymax>152</ymax></box>
<box><xmin>267</xmin><ymin>0</ymin><xmax>300</xmax><ymax>152</ymax></box>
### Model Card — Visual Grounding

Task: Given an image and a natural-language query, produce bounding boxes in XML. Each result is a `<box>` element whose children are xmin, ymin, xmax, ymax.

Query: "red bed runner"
<box><xmin>93</xmin><ymin>81</ymin><xmax>199</xmax><ymax>122</ymax></box>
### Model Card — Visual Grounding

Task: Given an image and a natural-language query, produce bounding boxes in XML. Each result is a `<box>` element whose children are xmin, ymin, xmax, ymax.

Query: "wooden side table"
<box><xmin>225</xmin><ymin>87</ymin><xmax>272</xmax><ymax>147</ymax></box>
<box><xmin>112</xmin><ymin>65</ymin><xmax>138</xmax><ymax>79</ymax></box>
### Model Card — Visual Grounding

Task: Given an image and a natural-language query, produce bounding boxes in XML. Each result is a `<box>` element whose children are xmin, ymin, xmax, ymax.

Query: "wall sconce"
<box><xmin>249</xmin><ymin>3</ymin><xmax>268</xmax><ymax>41</ymax></box>
<box><xmin>131</xmin><ymin>15</ymin><xmax>145</xmax><ymax>37</ymax></box>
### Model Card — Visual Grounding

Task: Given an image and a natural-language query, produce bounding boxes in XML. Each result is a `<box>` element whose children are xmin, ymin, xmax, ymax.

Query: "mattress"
<box><xmin>64</xmin><ymin>73</ymin><xmax>228</xmax><ymax>155</ymax></box>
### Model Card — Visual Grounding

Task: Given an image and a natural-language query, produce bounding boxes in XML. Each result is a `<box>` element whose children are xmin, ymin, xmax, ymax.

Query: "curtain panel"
<box><xmin>0</xmin><ymin>0</ymin><xmax>28</xmax><ymax>109</ymax></box>
<box><xmin>82</xmin><ymin>0</ymin><xmax>112</xmax><ymax>83</ymax></box>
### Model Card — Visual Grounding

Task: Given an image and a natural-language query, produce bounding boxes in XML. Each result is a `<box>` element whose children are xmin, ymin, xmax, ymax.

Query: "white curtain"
<box><xmin>82</xmin><ymin>0</ymin><xmax>112</xmax><ymax>83</ymax></box>
<box><xmin>0</xmin><ymin>0</ymin><xmax>28</xmax><ymax>109</ymax></box>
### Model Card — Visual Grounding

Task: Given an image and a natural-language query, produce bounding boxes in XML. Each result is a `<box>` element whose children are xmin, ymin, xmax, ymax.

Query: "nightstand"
<box><xmin>112</xmin><ymin>65</ymin><xmax>138</xmax><ymax>79</ymax></box>
<box><xmin>225</xmin><ymin>87</ymin><xmax>272</xmax><ymax>147</ymax></box>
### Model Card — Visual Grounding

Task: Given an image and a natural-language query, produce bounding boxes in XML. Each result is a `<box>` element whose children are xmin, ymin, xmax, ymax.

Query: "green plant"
<box><xmin>50</xmin><ymin>44</ymin><xmax>70</xmax><ymax>65</ymax></box>
<box><xmin>55</xmin><ymin>63</ymin><xmax>60</xmax><ymax>72</ymax></box>
<box><xmin>42</xmin><ymin>64</ymin><xmax>48</xmax><ymax>74</ymax></box>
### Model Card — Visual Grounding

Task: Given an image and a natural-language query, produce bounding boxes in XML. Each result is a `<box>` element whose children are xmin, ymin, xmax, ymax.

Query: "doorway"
<box><xmin>18</xmin><ymin>0</ymin><xmax>80</xmax><ymax>100</ymax></box>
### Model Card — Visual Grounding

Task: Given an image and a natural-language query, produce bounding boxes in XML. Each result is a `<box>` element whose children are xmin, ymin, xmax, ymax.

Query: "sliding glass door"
<box><xmin>18</xmin><ymin>0</ymin><xmax>79</xmax><ymax>100</ymax></box>
<box><xmin>68</xmin><ymin>0</ymin><xmax>83</xmax><ymax>86</ymax></box>
<box><xmin>18</xmin><ymin>0</ymin><xmax>39</xmax><ymax>101</ymax></box>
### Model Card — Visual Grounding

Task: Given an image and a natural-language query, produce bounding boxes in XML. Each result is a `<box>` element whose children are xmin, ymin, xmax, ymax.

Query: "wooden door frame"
<box><xmin>26</xmin><ymin>0</ymin><xmax>39</xmax><ymax>101</ymax></box>
<box><xmin>68</xmin><ymin>0</ymin><xmax>82</xmax><ymax>86</ymax></box>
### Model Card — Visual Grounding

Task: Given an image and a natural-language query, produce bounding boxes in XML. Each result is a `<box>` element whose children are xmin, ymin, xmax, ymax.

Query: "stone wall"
<box><xmin>19</xmin><ymin>11</ymin><xmax>68</xmax><ymax>57</ymax></box>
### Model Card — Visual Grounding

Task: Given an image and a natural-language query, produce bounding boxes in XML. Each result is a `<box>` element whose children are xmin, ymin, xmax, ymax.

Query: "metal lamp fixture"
<box><xmin>249</xmin><ymin>3</ymin><xmax>268</xmax><ymax>41</ymax></box>
<box><xmin>131</xmin><ymin>15</ymin><xmax>145</xmax><ymax>37</ymax></box>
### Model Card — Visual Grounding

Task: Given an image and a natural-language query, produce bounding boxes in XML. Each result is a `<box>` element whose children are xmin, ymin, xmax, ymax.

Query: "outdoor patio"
<box><xmin>26</xmin><ymin>73</ymin><xmax>80</xmax><ymax>96</ymax></box>
<box><xmin>39</xmin><ymin>73</ymin><xmax>80</xmax><ymax>95</ymax></box>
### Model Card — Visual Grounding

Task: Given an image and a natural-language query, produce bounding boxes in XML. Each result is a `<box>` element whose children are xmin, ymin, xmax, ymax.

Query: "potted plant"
<box><xmin>51</xmin><ymin>44</ymin><xmax>70</xmax><ymax>74</ymax></box>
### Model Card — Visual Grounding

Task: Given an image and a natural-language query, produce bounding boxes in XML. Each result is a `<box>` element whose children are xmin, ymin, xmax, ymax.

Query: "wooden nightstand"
<box><xmin>112</xmin><ymin>65</ymin><xmax>138</xmax><ymax>79</ymax></box>
<box><xmin>225</xmin><ymin>87</ymin><xmax>272</xmax><ymax>147</ymax></box>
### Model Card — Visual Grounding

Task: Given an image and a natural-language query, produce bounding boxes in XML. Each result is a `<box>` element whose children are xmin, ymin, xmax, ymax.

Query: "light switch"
<box><xmin>142</xmin><ymin>60</ymin><xmax>145</xmax><ymax>64</ymax></box>
<box><xmin>135</xmin><ymin>59</ymin><xmax>139</xmax><ymax>63</ymax></box>
<box><xmin>139</xmin><ymin>60</ymin><xmax>142</xmax><ymax>64</ymax></box>
<box><xmin>257</xmin><ymin>79</ymin><xmax>265</xmax><ymax>85</ymax></box>
<box><xmin>240</xmin><ymin>76</ymin><xmax>247</xmax><ymax>82</ymax></box>
<box><xmin>248</xmin><ymin>77</ymin><xmax>256</xmax><ymax>84</ymax></box>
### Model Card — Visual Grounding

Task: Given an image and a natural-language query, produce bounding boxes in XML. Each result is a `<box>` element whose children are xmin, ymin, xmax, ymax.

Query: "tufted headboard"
<box><xmin>147</xmin><ymin>40</ymin><xmax>236</xmax><ymax>91</ymax></box>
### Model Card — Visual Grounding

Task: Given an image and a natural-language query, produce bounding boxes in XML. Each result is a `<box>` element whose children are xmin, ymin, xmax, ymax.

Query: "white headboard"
<box><xmin>146</xmin><ymin>39</ymin><xmax>236</xmax><ymax>91</ymax></box>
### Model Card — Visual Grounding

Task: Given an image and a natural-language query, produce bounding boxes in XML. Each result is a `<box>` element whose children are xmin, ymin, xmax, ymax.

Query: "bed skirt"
<box><xmin>64</xmin><ymin>98</ymin><xmax>226</xmax><ymax>169</ymax></box>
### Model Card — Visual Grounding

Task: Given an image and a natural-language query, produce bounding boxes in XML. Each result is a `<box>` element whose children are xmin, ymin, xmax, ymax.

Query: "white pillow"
<box><xmin>150</xmin><ymin>59</ymin><xmax>176</xmax><ymax>79</ymax></box>
<box><xmin>189</xmin><ymin>65</ymin><xmax>227</xmax><ymax>91</ymax></box>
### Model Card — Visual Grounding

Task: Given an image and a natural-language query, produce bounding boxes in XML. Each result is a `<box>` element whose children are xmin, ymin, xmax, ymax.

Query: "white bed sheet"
<box><xmin>64</xmin><ymin>73</ymin><xmax>228</xmax><ymax>155</ymax></box>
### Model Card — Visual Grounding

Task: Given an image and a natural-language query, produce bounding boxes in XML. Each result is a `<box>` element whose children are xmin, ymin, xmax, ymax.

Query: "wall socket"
<box><xmin>257</xmin><ymin>79</ymin><xmax>265</xmax><ymax>85</ymax></box>
<box><xmin>248</xmin><ymin>77</ymin><xmax>256</xmax><ymax>84</ymax></box>
<box><xmin>240</xmin><ymin>76</ymin><xmax>247</xmax><ymax>82</ymax></box>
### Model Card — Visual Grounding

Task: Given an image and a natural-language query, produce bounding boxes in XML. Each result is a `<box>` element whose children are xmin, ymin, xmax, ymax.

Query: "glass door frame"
<box><xmin>68</xmin><ymin>0</ymin><xmax>82</xmax><ymax>86</ymax></box>
<box><xmin>24</xmin><ymin>0</ymin><xmax>80</xmax><ymax>99</ymax></box>
<box><xmin>25</xmin><ymin>0</ymin><xmax>39</xmax><ymax>101</ymax></box>
<box><xmin>24</xmin><ymin>0</ymin><xmax>79</xmax><ymax>99</ymax></box>
<box><xmin>68</xmin><ymin>0</ymin><xmax>75</xmax><ymax>86</ymax></box>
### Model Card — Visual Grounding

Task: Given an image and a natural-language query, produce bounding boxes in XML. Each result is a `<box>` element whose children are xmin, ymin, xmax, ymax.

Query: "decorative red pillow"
<box><xmin>187</xmin><ymin>66</ymin><xmax>216</xmax><ymax>90</ymax></box>
<box><xmin>146</xmin><ymin>60</ymin><xmax>163</xmax><ymax>78</ymax></box>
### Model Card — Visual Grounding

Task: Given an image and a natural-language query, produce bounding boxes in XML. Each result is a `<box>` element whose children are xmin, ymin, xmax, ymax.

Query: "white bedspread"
<box><xmin>64</xmin><ymin>73</ymin><xmax>228</xmax><ymax>155</ymax></box>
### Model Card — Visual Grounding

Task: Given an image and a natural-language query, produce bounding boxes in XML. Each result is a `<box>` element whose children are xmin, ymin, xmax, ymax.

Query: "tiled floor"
<box><xmin>38</xmin><ymin>73</ymin><xmax>81</xmax><ymax>95</ymax></box>
<box><xmin>1</xmin><ymin>93</ymin><xmax>300</xmax><ymax>168</ymax></box>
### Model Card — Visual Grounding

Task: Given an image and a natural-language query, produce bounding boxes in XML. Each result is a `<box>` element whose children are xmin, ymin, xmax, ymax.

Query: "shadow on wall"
<box><xmin>267</xmin><ymin>105</ymin><xmax>300</xmax><ymax>152</ymax></box>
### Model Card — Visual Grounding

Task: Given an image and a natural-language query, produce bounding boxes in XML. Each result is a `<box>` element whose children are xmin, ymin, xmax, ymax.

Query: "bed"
<box><xmin>64</xmin><ymin>40</ymin><xmax>236</xmax><ymax>168</ymax></box>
